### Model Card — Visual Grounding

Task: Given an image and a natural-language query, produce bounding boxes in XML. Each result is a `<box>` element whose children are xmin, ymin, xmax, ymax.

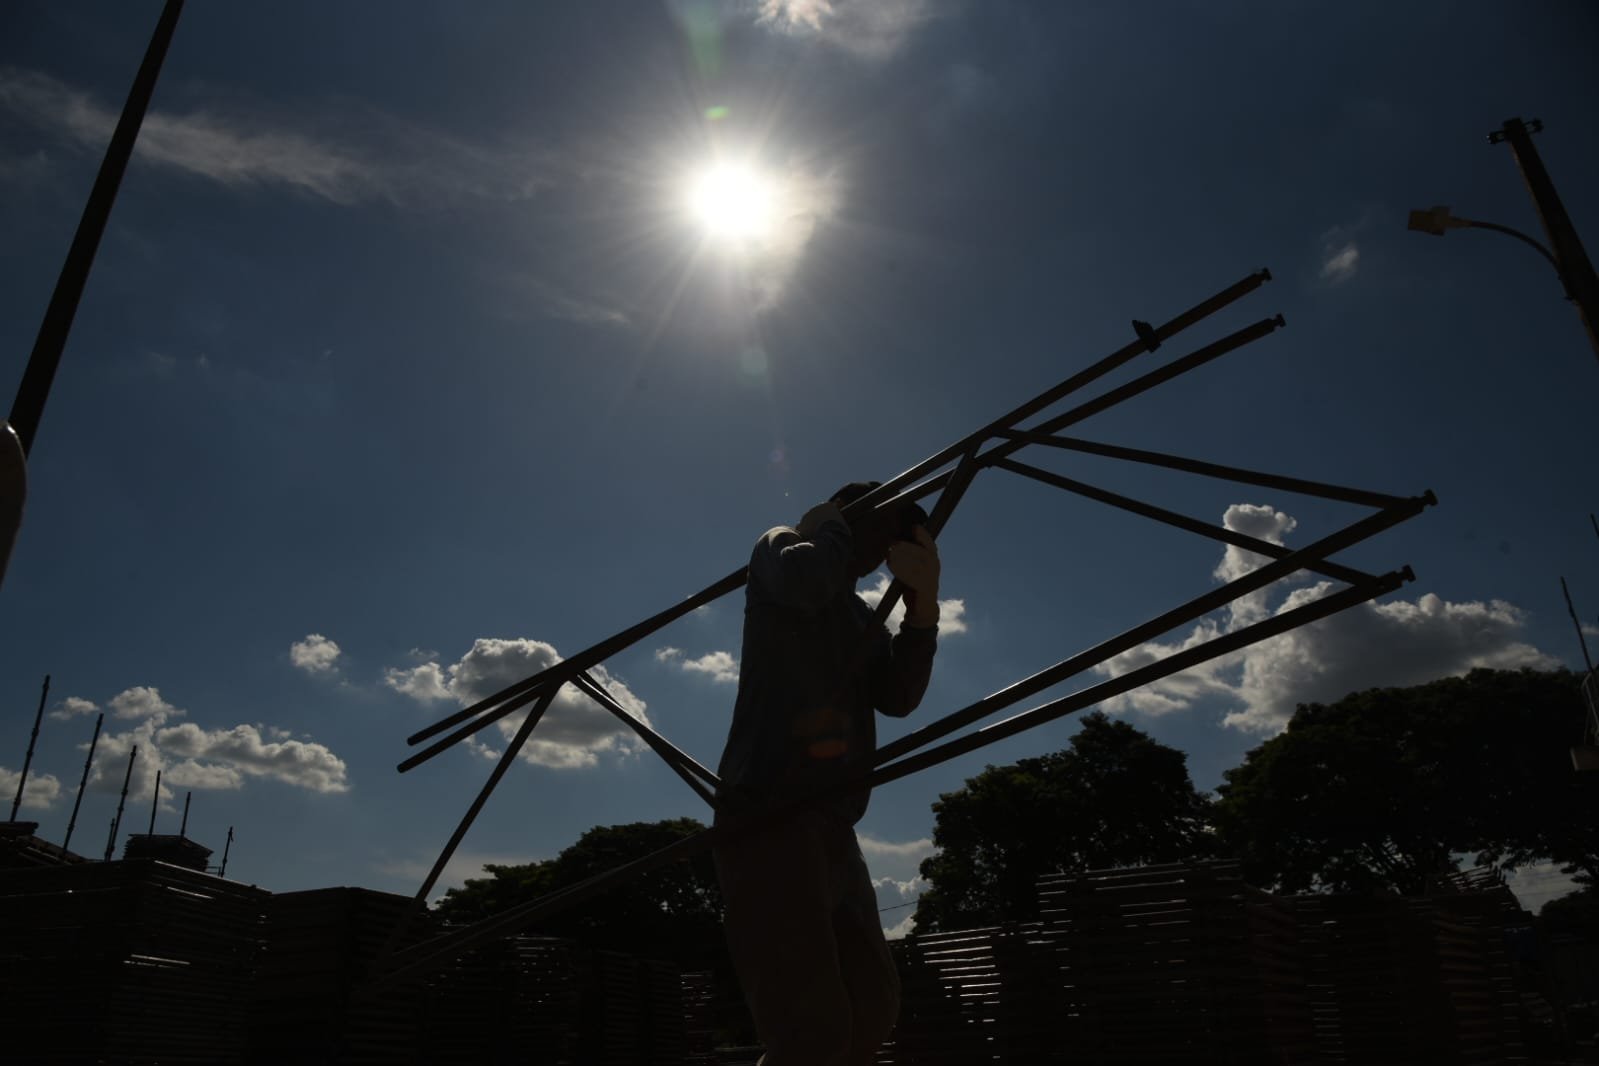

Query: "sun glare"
<box><xmin>688</xmin><ymin>163</ymin><xmax>776</xmax><ymax>241</ymax></box>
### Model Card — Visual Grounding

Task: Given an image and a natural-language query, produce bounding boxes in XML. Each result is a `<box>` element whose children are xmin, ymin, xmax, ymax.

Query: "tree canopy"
<box><xmin>434</xmin><ymin>817</ymin><xmax>725</xmax><ymax>969</ymax></box>
<box><xmin>1214</xmin><ymin>668</ymin><xmax>1598</xmax><ymax>895</ymax></box>
<box><xmin>912</xmin><ymin>711</ymin><xmax>1215</xmax><ymax>933</ymax></box>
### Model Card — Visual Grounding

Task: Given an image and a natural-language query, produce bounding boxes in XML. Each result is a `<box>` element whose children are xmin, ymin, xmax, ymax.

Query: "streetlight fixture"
<box><xmin>1409</xmin><ymin>117</ymin><xmax>1599</xmax><ymax>365</ymax></box>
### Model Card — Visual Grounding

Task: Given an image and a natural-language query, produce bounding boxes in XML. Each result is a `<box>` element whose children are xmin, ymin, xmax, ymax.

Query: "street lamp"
<box><xmin>1409</xmin><ymin>117</ymin><xmax>1599</xmax><ymax>365</ymax></box>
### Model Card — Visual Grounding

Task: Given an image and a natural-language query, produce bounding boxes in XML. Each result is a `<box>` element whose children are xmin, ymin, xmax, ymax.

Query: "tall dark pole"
<box><xmin>219</xmin><ymin>826</ymin><xmax>233</xmax><ymax>878</ymax></box>
<box><xmin>147</xmin><ymin>768</ymin><xmax>161</xmax><ymax>835</ymax></box>
<box><xmin>1491</xmin><ymin>118</ymin><xmax>1599</xmax><ymax>364</ymax></box>
<box><xmin>8</xmin><ymin>675</ymin><xmax>49</xmax><ymax>821</ymax></box>
<box><xmin>1</xmin><ymin>0</ymin><xmax>185</xmax><ymax>589</ymax></box>
<box><xmin>105</xmin><ymin>745</ymin><xmax>137</xmax><ymax>861</ymax></box>
<box><xmin>62</xmin><ymin>713</ymin><xmax>102</xmax><ymax>853</ymax></box>
<box><xmin>179</xmin><ymin>790</ymin><xmax>191</xmax><ymax>837</ymax></box>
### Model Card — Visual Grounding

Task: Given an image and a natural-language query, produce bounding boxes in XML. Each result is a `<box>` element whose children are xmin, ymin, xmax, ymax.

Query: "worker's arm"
<box><xmin>870</xmin><ymin>526</ymin><xmax>941</xmax><ymax>718</ymax></box>
<box><xmin>747</xmin><ymin>501</ymin><xmax>853</xmax><ymax>613</ymax></box>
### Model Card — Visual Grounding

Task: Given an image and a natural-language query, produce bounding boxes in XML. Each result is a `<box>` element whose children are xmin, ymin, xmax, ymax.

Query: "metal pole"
<box><xmin>105</xmin><ymin>745</ymin><xmax>136</xmax><ymax>861</ymax></box>
<box><xmin>401</xmin><ymin>310</ymin><xmax>1286</xmax><ymax>771</ymax></box>
<box><xmin>1562</xmin><ymin>576</ymin><xmax>1595</xmax><ymax>674</ymax></box>
<box><xmin>219</xmin><ymin>826</ymin><xmax>233</xmax><ymax>878</ymax></box>
<box><xmin>1491</xmin><ymin>117</ymin><xmax>1599</xmax><ymax>364</ymax></box>
<box><xmin>8</xmin><ymin>674</ymin><xmax>49</xmax><ymax>821</ymax></box>
<box><xmin>403</xmin><ymin>271</ymin><xmax>1275</xmax><ymax>758</ymax></box>
<box><xmin>62</xmin><ymin>713</ymin><xmax>102</xmax><ymax>853</ymax></box>
<box><xmin>147</xmin><ymin>768</ymin><xmax>161</xmax><ymax>835</ymax></box>
<box><xmin>179</xmin><ymin>790</ymin><xmax>191</xmax><ymax>837</ymax></box>
<box><xmin>7</xmin><ymin>0</ymin><xmax>186</xmax><ymax>456</ymax></box>
<box><xmin>374</xmin><ymin>566</ymin><xmax>1411</xmax><ymax>985</ymax></box>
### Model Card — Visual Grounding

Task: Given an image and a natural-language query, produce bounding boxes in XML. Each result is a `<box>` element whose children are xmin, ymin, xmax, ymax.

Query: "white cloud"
<box><xmin>754</xmin><ymin>0</ymin><xmax>943</xmax><ymax>60</ymax></box>
<box><xmin>0</xmin><ymin>67</ymin><xmax>550</xmax><ymax>208</ymax></box>
<box><xmin>517</xmin><ymin>275</ymin><xmax>630</xmax><ymax>328</ymax></box>
<box><xmin>859</xmin><ymin>574</ymin><xmax>969</xmax><ymax>635</ymax></box>
<box><xmin>290</xmin><ymin>633</ymin><xmax>342</xmax><ymax>675</ymax></box>
<box><xmin>154</xmin><ymin>722</ymin><xmax>348</xmax><ymax>793</ymax></box>
<box><xmin>1092</xmin><ymin>504</ymin><xmax>1559</xmax><ymax>734</ymax></box>
<box><xmin>0</xmin><ymin>766</ymin><xmax>62</xmax><ymax>811</ymax></box>
<box><xmin>48</xmin><ymin>696</ymin><xmax>98</xmax><ymax>721</ymax></box>
<box><xmin>384</xmin><ymin>662</ymin><xmax>454</xmax><ymax>702</ymax></box>
<box><xmin>1504</xmin><ymin>862</ymin><xmax>1583</xmax><ymax>915</ymax></box>
<box><xmin>659</xmin><ymin>649</ymin><xmax>741</xmax><ymax>684</ymax></box>
<box><xmin>386</xmin><ymin>638</ymin><xmax>654</xmax><ymax>769</ymax></box>
<box><xmin>80</xmin><ymin>686</ymin><xmax>348</xmax><ymax>804</ymax></box>
<box><xmin>857</xmin><ymin>833</ymin><xmax>935</xmax><ymax>862</ymax></box>
<box><xmin>1582</xmin><ymin>623</ymin><xmax>1599</xmax><ymax>640</ymax></box>
<box><xmin>873</xmin><ymin>873</ymin><xmax>929</xmax><ymax>938</ymax></box>
<box><xmin>109</xmin><ymin>686</ymin><xmax>183</xmax><ymax>725</ymax></box>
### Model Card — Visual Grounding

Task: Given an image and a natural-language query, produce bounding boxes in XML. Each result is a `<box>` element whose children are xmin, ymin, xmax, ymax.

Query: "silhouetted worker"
<box><xmin>713</xmin><ymin>481</ymin><xmax>941</xmax><ymax>1066</ymax></box>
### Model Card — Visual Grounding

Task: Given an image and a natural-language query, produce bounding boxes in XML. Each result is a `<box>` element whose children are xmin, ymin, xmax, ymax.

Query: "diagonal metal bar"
<box><xmin>868</xmin><ymin>568</ymin><xmax>1413</xmax><ymax>783</ymax></box>
<box><xmin>571</xmin><ymin>671</ymin><xmax>719</xmax><ymax>807</ymax></box>
<box><xmin>374</xmin><ymin>687</ymin><xmax>559</xmax><ymax>968</ymax></box>
<box><xmin>1000</xmin><ymin>432</ymin><xmax>1408</xmax><ymax>510</ymax></box>
<box><xmin>402</xmin><ymin>272</ymin><xmax>1273</xmax><ymax>762</ymax></box>
<box><xmin>994</xmin><ymin>457</ymin><xmax>1376</xmax><ymax>587</ymax></box>
<box><xmin>863</xmin><ymin>442</ymin><xmax>984</xmax><ymax>632</ymax></box>
<box><xmin>372</xmin><ymin>561</ymin><xmax>1410</xmax><ymax>985</ymax></box>
<box><xmin>869</xmin><ymin>491</ymin><xmax>1431</xmax><ymax>769</ymax></box>
<box><xmin>403</xmin><ymin>311</ymin><xmax>1286</xmax><ymax>772</ymax></box>
<box><xmin>856</xmin><ymin>315</ymin><xmax>1292</xmax><ymax>522</ymax></box>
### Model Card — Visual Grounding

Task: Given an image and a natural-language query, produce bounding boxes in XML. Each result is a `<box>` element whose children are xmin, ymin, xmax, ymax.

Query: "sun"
<box><xmin>687</xmin><ymin>162</ymin><xmax>776</xmax><ymax>242</ymax></box>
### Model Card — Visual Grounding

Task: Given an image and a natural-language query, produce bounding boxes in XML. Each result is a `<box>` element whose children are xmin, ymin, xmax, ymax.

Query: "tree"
<box><xmin>913</xmin><ymin>712</ymin><xmax>1215</xmax><ymax>933</ymax></box>
<box><xmin>1214</xmin><ymin>668</ymin><xmax>1599</xmax><ymax>895</ymax></box>
<box><xmin>434</xmin><ymin>818</ymin><xmax>725</xmax><ymax>969</ymax></box>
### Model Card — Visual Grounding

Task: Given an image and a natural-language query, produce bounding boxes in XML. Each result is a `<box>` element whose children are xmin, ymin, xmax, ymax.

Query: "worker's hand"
<box><xmin>887</xmin><ymin>525</ymin><xmax>940</xmax><ymax>627</ymax></box>
<box><xmin>796</xmin><ymin>500</ymin><xmax>846</xmax><ymax>540</ymax></box>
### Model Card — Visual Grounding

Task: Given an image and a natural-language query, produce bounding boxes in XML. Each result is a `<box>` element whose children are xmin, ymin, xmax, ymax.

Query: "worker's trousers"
<box><xmin>713</xmin><ymin>810</ymin><xmax>901</xmax><ymax>1066</ymax></box>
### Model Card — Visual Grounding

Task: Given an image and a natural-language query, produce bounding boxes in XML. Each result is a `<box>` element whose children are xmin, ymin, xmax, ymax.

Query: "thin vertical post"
<box><xmin>105</xmin><ymin>818</ymin><xmax>117</xmax><ymax>861</ymax></box>
<box><xmin>179</xmin><ymin>791</ymin><xmax>191</xmax><ymax>837</ymax></box>
<box><xmin>219</xmin><ymin>826</ymin><xmax>233</xmax><ymax>878</ymax></box>
<box><xmin>62</xmin><ymin>713</ymin><xmax>102</xmax><ymax>852</ymax></box>
<box><xmin>147</xmin><ymin>768</ymin><xmax>161</xmax><ymax>835</ymax></box>
<box><xmin>8</xmin><ymin>674</ymin><xmax>49</xmax><ymax>821</ymax></box>
<box><xmin>105</xmin><ymin>745</ymin><xmax>136</xmax><ymax>861</ymax></box>
<box><xmin>1491</xmin><ymin>117</ymin><xmax>1599</xmax><ymax>364</ymax></box>
<box><xmin>1563</xmin><ymin>577</ymin><xmax>1595</xmax><ymax>674</ymax></box>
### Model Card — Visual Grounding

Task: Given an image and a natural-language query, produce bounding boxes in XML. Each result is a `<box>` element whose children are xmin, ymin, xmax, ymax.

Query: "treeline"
<box><xmin>435</xmin><ymin>667</ymin><xmax>1598</xmax><ymax>948</ymax></box>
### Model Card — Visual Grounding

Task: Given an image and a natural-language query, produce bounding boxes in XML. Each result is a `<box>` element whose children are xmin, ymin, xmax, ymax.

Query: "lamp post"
<box><xmin>1408</xmin><ymin>117</ymin><xmax>1599</xmax><ymax>366</ymax></box>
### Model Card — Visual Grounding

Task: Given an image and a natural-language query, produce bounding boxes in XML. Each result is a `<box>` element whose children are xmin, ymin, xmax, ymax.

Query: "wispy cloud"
<box><xmin>0</xmin><ymin>66</ymin><xmax>551</xmax><ymax>207</ymax></box>
<box><xmin>515</xmin><ymin>275</ymin><xmax>632</xmax><ymax>328</ymax></box>
<box><xmin>754</xmin><ymin>0</ymin><xmax>946</xmax><ymax>60</ymax></box>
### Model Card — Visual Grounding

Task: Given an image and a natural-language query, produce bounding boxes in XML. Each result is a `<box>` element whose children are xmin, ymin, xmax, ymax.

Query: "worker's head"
<box><xmin>830</xmin><ymin>481</ymin><xmax>929</xmax><ymax>578</ymax></box>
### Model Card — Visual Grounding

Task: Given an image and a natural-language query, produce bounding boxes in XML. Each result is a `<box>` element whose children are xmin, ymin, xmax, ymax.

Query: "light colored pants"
<box><xmin>713</xmin><ymin>812</ymin><xmax>901</xmax><ymax>1066</ymax></box>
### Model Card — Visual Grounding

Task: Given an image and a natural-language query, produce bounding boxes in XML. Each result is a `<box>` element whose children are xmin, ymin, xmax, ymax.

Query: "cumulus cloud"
<box><xmin>0</xmin><ymin>766</ymin><xmax>62</xmax><ymax>811</ymax></box>
<box><xmin>859</xmin><ymin>574</ymin><xmax>969</xmax><ymax>635</ymax></box>
<box><xmin>386</xmin><ymin>638</ymin><xmax>654</xmax><ymax>769</ymax></box>
<box><xmin>657</xmin><ymin>647</ymin><xmax>741</xmax><ymax>684</ymax></box>
<box><xmin>48</xmin><ymin>696</ymin><xmax>98</xmax><ymax>721</ymax></box>
<box><xmin>0</xmin><ymin>67</ymin><xmax>550</xmax><ymax>207</ymax></box>
<box><xmin>754</xmin><ymin>0</ymin><xmax>944</xmax><ymax>60</ymax></box>
<box><xmin>874</xmin><ymin>874</ymin><xmax>929</xmax><ymax>938</ymax></box>
<box><xmin>290</xmin><ymin>633</ymin><xmax>342</xmax><ymax>675</ymax></box>
<box><xmin>1092</xmin><ymin>504</ymin><xmax>1559</xmax><ymax>734</ymax></box>
<box><xmin>72</xmin><ymin>686</ymin><xmax>348</xmax><ymax>804</ymax></box>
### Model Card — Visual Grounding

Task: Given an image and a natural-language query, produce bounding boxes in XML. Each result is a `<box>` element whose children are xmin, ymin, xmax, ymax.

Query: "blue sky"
<box><xmin>2</xmin><ymin>1</ymin><xmax>1596</xmax><ymax>930</ymax></box>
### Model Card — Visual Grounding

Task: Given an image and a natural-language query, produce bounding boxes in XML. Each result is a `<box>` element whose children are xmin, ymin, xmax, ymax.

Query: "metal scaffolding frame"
<box><xmin>370</xmin><ymin>269</ymin><xmax>1433</xmax><ymax>985</ymax></box>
